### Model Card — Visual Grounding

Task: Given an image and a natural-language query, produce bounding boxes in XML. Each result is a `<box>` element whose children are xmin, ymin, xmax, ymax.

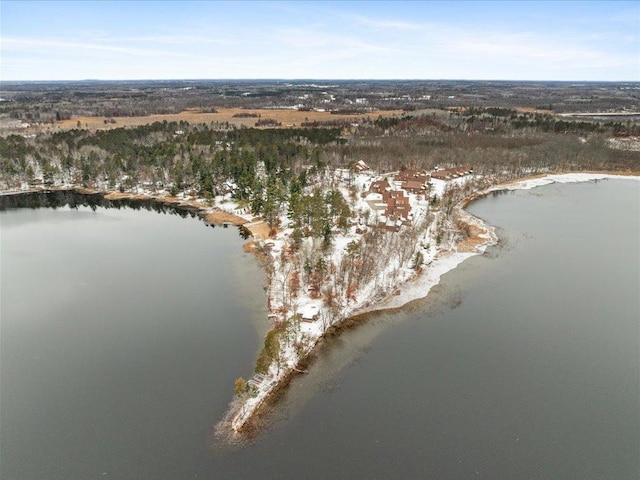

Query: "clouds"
<box><xmin>3</xmin><ymin>37</ymin><xmax>172</xmax><ymax>58</ymax></box>
<box><xmin>1</xmin><ymin>1</ymin><xmax>638</xmax><ymax>81</ymax></box>
<box><xmin>345</xmin><ymin>14</ymin><xmax>421</xmax><ymax>31</ymax></box>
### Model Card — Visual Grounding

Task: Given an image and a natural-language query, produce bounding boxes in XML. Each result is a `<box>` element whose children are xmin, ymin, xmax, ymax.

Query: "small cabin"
<box><xmin>298</xmin><ymin>303</ymin><xmax>321</xmax><ymax>322</ymax></box>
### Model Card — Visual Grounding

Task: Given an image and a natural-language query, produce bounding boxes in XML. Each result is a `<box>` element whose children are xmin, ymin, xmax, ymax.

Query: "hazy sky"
<box><xmin>1</xmin><ymin>0</ymin><xmax>638</xmax><ymax>81</ymax></box>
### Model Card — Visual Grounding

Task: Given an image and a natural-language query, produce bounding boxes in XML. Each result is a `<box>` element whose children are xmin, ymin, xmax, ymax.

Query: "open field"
<box><xmin>54</xmin><ymin>107</ymin><xmax>405</xmax><ymax>131</ymax></box>
<box><xmin>514</xmin><ymin>106</ymin><xmax>554</xmax><ymax>114</ymax></box>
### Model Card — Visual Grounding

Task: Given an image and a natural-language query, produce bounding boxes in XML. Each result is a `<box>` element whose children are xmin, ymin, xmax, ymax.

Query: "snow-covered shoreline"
<box><xmin>4</xmin><ymin>173</ymin><xmax>637</xmax><ymax>439</ymax></box>
<box><xmin>369</xmin><ymin>172</ymin><xmax>639</xmax><ymax>315</ymax></box>
<box><xmin>223</xmin><ymin>171</ymin><xmax>640</xmax><ymax>436</ymax></box>
<box><xmin>487</xmin><ymin>172</ymin><xmax>640</xmax><ymax>192</ymax></box>
<box><xmin>358</xmin><ymin>219</ymin><xmax>494</xmax><ymax>315</ymax></box>
<box><xmin>0</xmin><ymin>186</ymin><xmax>255</xmax><ymax>228</ymax></box>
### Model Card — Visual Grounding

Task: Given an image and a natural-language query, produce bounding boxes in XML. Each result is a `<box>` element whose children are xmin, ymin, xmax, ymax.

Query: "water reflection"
<box><xmin>0</xmin><ymin>190</ymin><xmax>251</xmax><ymax>239</ymax></box>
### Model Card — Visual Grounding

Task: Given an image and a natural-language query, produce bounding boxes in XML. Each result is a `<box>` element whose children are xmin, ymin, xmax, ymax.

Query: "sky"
<box><xmin>1</xmin><ymin>0</ymin><xmax>638</xmax><ymax>81</ymax></box>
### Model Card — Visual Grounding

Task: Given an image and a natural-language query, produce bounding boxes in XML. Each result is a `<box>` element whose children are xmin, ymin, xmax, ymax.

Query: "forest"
<box><xmin>1</xmin><ymin>104</ymin><xmax>638</xmax><ymax>200</ymax></box>
<box><xmin>1</xmin><ymin>82</ymin><xmax>639</xmax><ymax>294</ymax></box>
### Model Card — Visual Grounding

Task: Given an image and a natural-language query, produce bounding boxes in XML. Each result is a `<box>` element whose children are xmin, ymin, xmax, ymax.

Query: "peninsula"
<box><xmin>1</xmin><ymin>80</ymin><xmax>639</xmax><ymax>440</ymax></box>
<box><xmin>217</xmin><ymin>168</ymin><xmax>640</xmax><ymax>436</ymax></box>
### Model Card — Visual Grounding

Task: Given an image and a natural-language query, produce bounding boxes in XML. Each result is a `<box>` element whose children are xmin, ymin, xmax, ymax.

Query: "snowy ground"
<box><xmin>227</xmin><ymin>171</ymin><xmax>491</xmax><ymax>431</ymax></box>
<box><xmin>12</xmin><ymin>172</ymin><xmax>634</xmax><ymax>435</ymax></box>
<box><xmin>487</xmin><ymin>172</ymin><xmax>640</xmax><ymax>192</ymax></box>
<box><xmin>226</xmin><ymin>170</ymin><xmax>640</xmax><ymax>433</ymax></box>
<box><xmin>380</xmin><ymin>173</ymin><xmax>639</xmax><ymax>315</ymax></box>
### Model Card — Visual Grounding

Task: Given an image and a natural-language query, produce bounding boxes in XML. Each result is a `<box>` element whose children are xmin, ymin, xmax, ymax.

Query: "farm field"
<box><xmin>55</xmin><ymin>107</ymin><xmax>405</xmax><ymax>131</ymax></box>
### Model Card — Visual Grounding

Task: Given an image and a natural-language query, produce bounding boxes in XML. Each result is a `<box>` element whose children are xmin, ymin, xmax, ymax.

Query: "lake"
<box><xmin>0</xmin><ymin>205</ymin><xmax>266</xmax><ymax>479</ymax></box>
<box><xmin>1</xmin><ymin>179</ymin><xmax>638</xmax><ymax>479</ymax></box>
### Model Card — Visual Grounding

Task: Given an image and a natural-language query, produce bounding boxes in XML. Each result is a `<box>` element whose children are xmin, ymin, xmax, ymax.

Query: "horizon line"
<box><xmin>2</xmin><ymin>78</ymin><xmax>639</xmax><ymax>84</ymax></box>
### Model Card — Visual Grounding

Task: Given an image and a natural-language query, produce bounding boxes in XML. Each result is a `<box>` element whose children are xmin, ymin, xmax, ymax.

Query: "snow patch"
<box><xmin>489</xmin><ymin>173</ymin><xmax>640</xmax><ymax>192</ymax></box>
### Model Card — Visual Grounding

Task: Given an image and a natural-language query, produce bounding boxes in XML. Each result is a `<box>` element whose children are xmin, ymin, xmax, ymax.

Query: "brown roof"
<box><xmin>369</xmin><ymin>180</ymin><xmax>391</xmax><ymax>194</ymax></box>
<box><xmin>381</xmin><ymin>190</ymin><xmax>411</xmax><ymax>219</ymax></box>
<box><xmin>396</xmin><ymin>168</ymin><xmax>429</xmax><ymax>182</ymax></box>
<box><xmin>431</xmin><ymin>165</ymin><xmax>473</xmax><ymax>180</ymax></box>
<box><xmin>402</xmin><ymin>180</ymin><xmax>427</xmax><ymax>191</ymax></box>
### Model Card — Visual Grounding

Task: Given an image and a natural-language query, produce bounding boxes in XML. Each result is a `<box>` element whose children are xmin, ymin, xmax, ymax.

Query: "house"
<box><xmin>402</xmin><ymin>179</ymin><xmax>429</xmax><ymax>194</ymax></box>
<box><xmin>364</xmin><ymin>178</ymin><xmax>413</xmax><ymax>230</ymax></box>
<box><xmin>396</xmin><ymin>169</ymin><xmax>430</xmax><ymax>194</ymax></box>
<box><xmin>382</xmin><ymin>190</ymin><xmax>411</xmax><ymax>221</ymax></box>
<box><xmin>431</xmin><ymin>165</ymin><xmax>473</xmax><ymax>180</ymax></box>
<box><xmin>368</xmin><ymin>179</ymin><xmax>391</xmax><ymax>194</ymax></box>
<box><xmin>247</xmin><ymin>373</ymin><xmax>268</xmax><ymax>391</ymax></box>
<box><xmin>298</xmin><ymin>303</ymin><xmax>321</xmax><ymax>322</ymax></box>
<box><xmin>353</xmin><ymin>160</ymin><xmax>370</xmax><ymax>172</ymax></box>
<box><xmin>430</xmin><ymin>170</ymin><xmax>451</xmax><ymax>180</ymax></box>
<box><xmin>396</xmin><ymin>168</ymin><xmax>429</xmax><ymax>182</ymax></box>
<box><xmin>364</xmin><ymin>192</ymin><xmax>389</xmax><ymax>214</ymax></box>
<box><xmin>365</xmin><ymin>189</ymin><xmax>412</xmax><ymax>231</ymax></box>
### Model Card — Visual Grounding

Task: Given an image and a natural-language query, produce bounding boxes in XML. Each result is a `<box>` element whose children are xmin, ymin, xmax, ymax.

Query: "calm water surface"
<box><xmin>2</xmin><ymin>179</ymin><xmax>638</xmax><ymax>479</ymax></box>
<box><xmin>1</xmin><ymin>206</ymin><xmax>265</xmax><ymax>479</ymax></box>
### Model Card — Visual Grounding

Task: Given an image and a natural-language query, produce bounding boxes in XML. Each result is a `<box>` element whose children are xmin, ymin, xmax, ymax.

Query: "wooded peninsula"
<box><xmin>1</xmin><ymin>80</ymin><xmax>639</xmax><ymax>437</ymax></box>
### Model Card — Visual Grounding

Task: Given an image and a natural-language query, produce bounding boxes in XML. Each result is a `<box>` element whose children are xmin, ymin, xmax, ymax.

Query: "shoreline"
<box><xmin>220</xmin><ymin>171</ymin><xmax>640</xmax><ymax>438</ymax></box>
<box><xmin>361</xmin><ymin>171</ymin><xmax>640</xmax><ymax>316</ymax></box>
<box><xmin>2</xmin><ymin>172</ymin><xmax>638</xmax><ymax>441</ymax></box>
<box><xmin>0</xmin><ymin>185</ymin><xmax>261</xmax><ymax>228</ymax></box>
<box><xmin>0</xmin><ymin>186</ymin><xmax>278</xmax><ymax>244</ymax></box>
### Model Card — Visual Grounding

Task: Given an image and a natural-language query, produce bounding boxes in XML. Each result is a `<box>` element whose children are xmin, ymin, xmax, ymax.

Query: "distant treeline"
<box><xmin>2</xmin><ymin>109</ymin><xmax>639</xmax><ymax>217</ymax></box>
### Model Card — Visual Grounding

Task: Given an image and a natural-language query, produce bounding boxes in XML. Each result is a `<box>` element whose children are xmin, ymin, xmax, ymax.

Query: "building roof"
<box><xmin>298</xmin><ymin>303</ymin><xmax>321</xmax><ymax>321</ymax></box>
<box><xmin>431</xmin><ymin>165</ymin><xmax>473</xmax><ymax>180</ymax></box>
<box><xmin>369</xmin><ymin>179</ymin><xmax>391</xmax><ymax>194</ymax></box>
<box><xmin>396</xmin><ymin>168</ymin><xmax>429</xmax><ymax>182</ymax></box>
<box><xmin>402</xmin><ymin>180</ymin><xmax>427</xmax><ymax>191</ymax></box>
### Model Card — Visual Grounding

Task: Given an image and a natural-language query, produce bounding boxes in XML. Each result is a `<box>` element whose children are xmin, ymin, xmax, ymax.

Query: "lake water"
<box><xmin>0</xmin><ymin>206</ymin><xmax>266</xmax><ymax>479</ymax></box>
<box><xmin>1</xmin><ymin>179</ymin><xmax>638</xmax><ymax>479</ymax></box>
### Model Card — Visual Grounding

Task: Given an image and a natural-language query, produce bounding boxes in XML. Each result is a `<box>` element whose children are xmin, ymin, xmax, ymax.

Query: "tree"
<box><xmin>291</xmin><ymin>227</ymin><xmax>303</xmax><ymax>249</ymax></box>
<box><xmin>346</xmin><ymin>240</ymin><xmax>361</xmax><ymax>257</ymax></box>
<box><xmin>250</xmin><ymin>185</ymin><xmax>265</xmax><ymax>216</ymax></box>
<box><xmin>255</xmin><ymin>328</ymin><xmax>282</xmax><ymax>375</ymax></box>
<box><xmin>322</xmin><ymin>220</ymin><xmax>333</xmax><ymax>250</ymax></box>
<box><xmin>263</xmin><ymin>182</ymin><xmax>281</xmax><ymax>227</ymax></box>
<box><xmin>25</xmin><ymin>164</ymin><xmax>35</xmax><ymax>181</ymax></box>
<box><xmin>412</xmin><ymin>251</ymin><xmax>424</xmax><ymax>270</ymax></box>
<box><xmin>337</xmin><ymin>203</ymin><xmax>351</xmax><ymax>233</ymax></box>
<box><xmin>234</xmin><ymin>377</ymin><xmax>247</xmax><ymax>396</ymax></box>
<box><xmin>287</xmin><ymin>192</ymin><xmax>301</xmax><ymax>225</ymax></box>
